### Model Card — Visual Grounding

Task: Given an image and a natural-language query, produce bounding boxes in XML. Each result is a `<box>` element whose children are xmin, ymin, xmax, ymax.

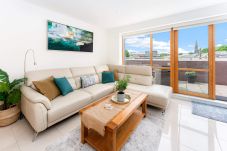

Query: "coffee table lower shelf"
<box><xmin>83</xmin><ymin>109</ymin><xmax>145</xmax><ymax>151</ymax></box>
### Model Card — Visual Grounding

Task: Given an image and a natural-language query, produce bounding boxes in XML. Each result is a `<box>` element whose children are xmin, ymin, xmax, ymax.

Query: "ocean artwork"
<box><xmin>48</xmin><ymin>21</ymin><xmax>93</xmax><ymax>52</ymax></box>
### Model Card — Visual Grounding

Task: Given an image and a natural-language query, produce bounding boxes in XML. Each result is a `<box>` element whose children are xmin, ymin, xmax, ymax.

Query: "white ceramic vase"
<box><xmin>117</xmin><ymin>91</ymin><xmax>125</xmax><ymax>102</ymax></box>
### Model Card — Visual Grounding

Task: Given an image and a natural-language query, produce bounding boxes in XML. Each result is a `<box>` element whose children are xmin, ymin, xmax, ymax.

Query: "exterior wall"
<box><xmin>216</xmin><ymin>61</ymin><xmax>227</xmax><ymax>85</ymax></box>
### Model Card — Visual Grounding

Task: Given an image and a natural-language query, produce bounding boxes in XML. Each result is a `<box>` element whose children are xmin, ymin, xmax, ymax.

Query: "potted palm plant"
<box><xmin>0</xmin><ymin>69</ymin><xmax>25</xmax><ymax>126</ymax></box>
<box><xmin>115</xmin><ymin>76</ymin><xmax>130</xmax><ymax>102</ymax></box>
<box><xmin>185</xmin><ymin>71</ymin><xmax>197</xmax><ymax>83</ymax></box>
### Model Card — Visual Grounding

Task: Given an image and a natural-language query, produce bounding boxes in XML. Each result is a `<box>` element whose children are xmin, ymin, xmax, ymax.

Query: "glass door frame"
<box><xmin>122</xmin><ymin>32</ymin><xmax>172</xmax><ymax>85</ymax></box>
<box><xmin>150</xmin><ymin>32</ymin><xmax>172</xmax><ymax>86</ymax></box>
<box><xmin>172</xmin><ymin>25</ymin><xmax>215</xmax><ymax>99</ymax></box>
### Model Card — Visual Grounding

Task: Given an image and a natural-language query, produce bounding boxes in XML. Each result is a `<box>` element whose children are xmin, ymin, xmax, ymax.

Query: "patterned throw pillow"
<box><xmin>81</xmin><ymin>75</ymin><xmax>96</xmax><ymax>88</ymax></box>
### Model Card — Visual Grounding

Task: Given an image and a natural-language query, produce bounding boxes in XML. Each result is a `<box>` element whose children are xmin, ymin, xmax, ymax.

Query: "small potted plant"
<box><xmin>115</xmin><ymin>76</ymin><xmax>130</xmax><ymax>102</ymax></box>
<box><xmin>0</xmin><ymin>69</ymin><xmax>25</xmax><ymax>126</ymax></box>
<box><xmin>185</xmin><ymin>71</ymin><xmax>197</xmax><ymax>83</ymax></box>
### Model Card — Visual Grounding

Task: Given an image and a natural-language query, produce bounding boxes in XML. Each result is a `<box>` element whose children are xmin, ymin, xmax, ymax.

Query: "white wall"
<box><xmin>2</xmin><ymin>1</ymin><xmax>227</xmax><ymax>80</ymax></box>
<box><xmin>107</xmin><ymin>3</ymin><xmax>227</xmax><ymax>65</ymax></box>
<box><xmin>0</xmin><ymin>0</ymin><xmax>108</xmax><ymax>79</ymax></box>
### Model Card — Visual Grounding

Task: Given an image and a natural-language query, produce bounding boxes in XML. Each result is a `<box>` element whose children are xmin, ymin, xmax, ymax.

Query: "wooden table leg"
<box><xmin>142</xmin><ymin>99</ymin><xmax>147</xmax><ymax>117</ymax></box>
<box><xmin>106</xmin><ymin>128</ymin><xmax>117</xmax><ymax>151</ymax></box>
<box><xmin>81</xmin><ymin>121</ymin><xmax>88</xmax><ymax>144</ymax></box>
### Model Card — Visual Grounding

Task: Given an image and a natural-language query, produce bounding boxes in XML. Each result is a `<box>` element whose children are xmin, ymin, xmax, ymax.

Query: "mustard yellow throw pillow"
<box><xmin>33</xmin><ymin>76</ymin><xmax>60</xmax><ymax>101</ymax></box>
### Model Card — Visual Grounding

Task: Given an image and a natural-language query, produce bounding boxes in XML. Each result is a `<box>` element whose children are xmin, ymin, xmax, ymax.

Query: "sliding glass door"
<box><xmin>215</xmin><ymin>22</ymin><xmax>227</xmax><ymax>101</ymax></box>
<box><xmin>151</xmin><ymin>31</ymin><xmax>171</xmax><ymax>86</ymax></box>
<box><xmin>176</xmin><ymin>25</ymin><xmax>210</xmax><ymax>97</ymax></box>
<box><xmin>123</xmin><ymin>33</ymin><xmax>150</xmax><ymax>65</ymax></box>
<box><xmin>123</xmin><ymin>31</ymin><xmax>171</xmax><ymax>86</ymax></box>
<box><xmin>122</xmin><ymin>23</ymin><xmax>227</xmax><ymax>100</ymax></box>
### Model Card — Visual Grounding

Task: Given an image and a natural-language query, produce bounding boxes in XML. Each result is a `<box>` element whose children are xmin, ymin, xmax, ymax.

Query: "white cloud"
<box><xmin>153</xmin><ymin>39</ymin><xmax>170</xmax><ymax>53</ymax></box>
<box><xmin>127</xmin><ymin>49</ymin><xmax>138</xmax><ymax>53</ymax></box>
<box><xmin>216</xmin><ymin>44</ymin><xmax>223</xmax><ymax>47</ymax></box>
<box><xmin>125</xmin><ymin>36</ymin><xmax>187</xmax><ymax>54</ymax></box>
<box><xmin>178</xmin><ymin>48</ymin><xmax>189</xmax><ymax>54</ymax></box>
<box><xmin>153</xmin><ymin>39</ymin><xmax>187</xmax><ymax>54</ymax></box>
<box><xmin>125</xmin><ymin>36</ymin><xmax>150</xmax><ymax>49</ymax></box>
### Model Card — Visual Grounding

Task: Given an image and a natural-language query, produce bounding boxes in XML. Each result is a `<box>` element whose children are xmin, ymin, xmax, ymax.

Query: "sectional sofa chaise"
<box><xmin>21</xmin><ymin>64</ymin><xmax>172</xmax><ymax>139</ymax></box>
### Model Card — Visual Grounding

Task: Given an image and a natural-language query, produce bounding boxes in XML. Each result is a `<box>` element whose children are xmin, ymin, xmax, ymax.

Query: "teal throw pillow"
<box><xmin>102</xmin><ymin>72</ymin><xmax>114</xmax><ymax>84</ymax></box>
<box><xmin>54</xmin><ymin>77</ymin><xmax>73</xmax><ymax>96</ymax></box>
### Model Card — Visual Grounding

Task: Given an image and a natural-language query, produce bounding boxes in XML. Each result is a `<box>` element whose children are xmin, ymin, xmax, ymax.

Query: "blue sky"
<box><xmin>179</xmin><ymin>26</ymin><xmax>208</xmax><ymax>52</ymax></box>
<box><xmin>216</xmin><ymin>22</ymin><xmax>227</xmax><ymax>46</ymax></box>
<box><xmin>125</xmin><ymin>22</ymin><xmax>227</xmax><ymax>54</ymax></box>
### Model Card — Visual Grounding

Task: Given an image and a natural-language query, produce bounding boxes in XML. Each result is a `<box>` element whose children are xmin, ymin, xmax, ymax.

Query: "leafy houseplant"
<box><xmin>0</xmin><ymin>69</ymin><xmax>25</xmax><ymax>126</ymax></box>
<box><xmin>115</xmin><ymin>76</ymin><xmax>130</xmax><ymax>102</ymax></box>
<box><xmin>185</xmin><ymin>71</ymin><xmax>197</xmax><ymax>83</ymax></box>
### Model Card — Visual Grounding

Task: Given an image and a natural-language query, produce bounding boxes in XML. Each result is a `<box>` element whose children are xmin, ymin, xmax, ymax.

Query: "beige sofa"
<box><xmin>21</xmin><ymin>65</ymin><xmax>172</xmax><ymax>139</ymax></box>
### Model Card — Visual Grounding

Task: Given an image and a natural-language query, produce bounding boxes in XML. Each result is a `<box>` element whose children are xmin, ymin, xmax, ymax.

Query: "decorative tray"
<box><xmin>111</xmin><ymin>94</ymin><xmax>131</xmax><ymax>104</ymax></box>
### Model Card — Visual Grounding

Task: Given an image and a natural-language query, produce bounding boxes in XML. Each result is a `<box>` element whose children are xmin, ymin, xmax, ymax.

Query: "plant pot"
<box><xmin>0</xmin><ymin>105</ymin><xmax>20</xmax><ymax>127</ymax></box>
<box><xmin>187</xmin><ymin>77</ymin><xmax>196</xmax><ymax>83</ymax></box>
<box><xmin>117</xmin><ymin>91</ymin><xmax>125</xmax><ymax>102</ymax></box>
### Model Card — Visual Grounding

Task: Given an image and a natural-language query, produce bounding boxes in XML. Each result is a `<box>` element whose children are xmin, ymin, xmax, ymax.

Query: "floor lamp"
<box><xmin>24</xmin><ymin>49</ymin><xmax>37</xmax><ymax>84</ymax></box>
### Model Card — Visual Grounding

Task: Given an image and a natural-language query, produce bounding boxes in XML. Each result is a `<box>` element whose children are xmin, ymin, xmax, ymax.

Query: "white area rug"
<box><xmin>46</xmin><ymin>107</ymin><xmax>164</xmax><ymax>151</ymax></box>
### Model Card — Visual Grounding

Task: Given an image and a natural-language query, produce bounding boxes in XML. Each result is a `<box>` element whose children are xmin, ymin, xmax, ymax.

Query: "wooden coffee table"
<box><xmin>80</xmin><ymin>90</ymin><xmax>148</xmax><ymax>151</ymax></box>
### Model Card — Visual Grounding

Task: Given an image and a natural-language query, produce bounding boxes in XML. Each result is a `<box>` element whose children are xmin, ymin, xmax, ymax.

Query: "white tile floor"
<box><xmin>1</xmin><ymin>98</ymin><xmax>227</xmax><ymax>151</ymax></box>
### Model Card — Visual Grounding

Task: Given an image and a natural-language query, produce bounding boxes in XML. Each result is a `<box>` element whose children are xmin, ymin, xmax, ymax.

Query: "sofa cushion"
<box><xmin>127</xmin><ymin>83</ymin><xmax>172</xmax><ymax>109</ymax></box>
<box><xmin>108</xmin><ymin>64</ymin><xmax>125</xmax><ymax>73</ymax></box>
<box><xmin>94</xmin><ymin>65</ymin><xmax>109</xmax><ymax>73</ymax></box>
<box><xmin>48</xmin><ymin>90</ymin><xmax>92</xmax><ymax>124</ymax></box>
<box><xmin>108</xmin><ymin>65</ymin><xmax>128</xmax><ymax>82</ymax></box>
<box><xmin>118</xmin><ymin>73</ymin><xmax>126</xmax><ymax>80</ymax></box>
<box><xmin>125</xmin><ymin>74</ymin><xmax>153</xmax><ymax>86</ymax></box>
<box><xmin>94</xmin><ymin>65</ymin><xmax>110</xmax><ymax>81</ymax></box>
<box><xmin>71</xmin><ymin>66</ymin><xmax>96</xmax><ymax>77</ymax></box>
<box><xmin>125</xmin><ymin>65</ymin><xmax>152</xmax><ymax>76</ymax></box>
<box><xmin>26</xmin><ymin>68</ymin><xmax>74</xmax><ymax>88</ymax></box>
<box><xmin>82</xmin><ymin>83</ymin><xmax>115</xmax><ymax>101</ymax></box>
<box><xmin>33</xmin><ymin>76</ymin><xmax>60</xmax><ymax>101</ymax></box>
<box><xmin>70</xmin><ymin>66</ymin><xmax>99</xmax><ymax>89</ymax></box>
<box><xmin>54</xmin><ymin>77</ymin><xmax>73</xmax><ymax>96</ymax></box>
<box><xmin>109</xmin><ymin>65</ymin><xmax>153</xmax><ymax>85</ymax></box>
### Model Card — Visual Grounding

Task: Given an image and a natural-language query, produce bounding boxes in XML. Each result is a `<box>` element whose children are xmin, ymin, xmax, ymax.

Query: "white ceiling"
<box><xmin>26</xmin><ymin>0</ymin><xmax>227</xmax><ymax>28</ymax></box>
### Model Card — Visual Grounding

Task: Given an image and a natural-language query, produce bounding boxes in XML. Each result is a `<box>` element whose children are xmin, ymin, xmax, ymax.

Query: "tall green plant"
<box><xmin>116</xmin><ymin>76</ymin><xmax>130</xmax><ymax>92</ymax></box>
<box><xmin>0</xmin><ymin>69</ymin><xmax>25</xmax><ymax>109</ymax></box>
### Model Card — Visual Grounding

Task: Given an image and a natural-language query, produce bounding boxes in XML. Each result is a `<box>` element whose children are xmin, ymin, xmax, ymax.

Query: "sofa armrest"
<box><xmin>21</xmin><ymin>85</ymin><xmax>51</xmax><ymax>110</ymax></box>
<box><xmin>21</xmin><ymin>95</ymin><xmax>48</xmax><ymax>133</ymax></box>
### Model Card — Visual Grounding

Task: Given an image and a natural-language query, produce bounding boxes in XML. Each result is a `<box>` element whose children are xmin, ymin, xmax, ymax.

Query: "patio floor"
<box><xmin>179</xmin><ymin>81</ymin><xmax>227</xmax><ymax>100</ymax></box>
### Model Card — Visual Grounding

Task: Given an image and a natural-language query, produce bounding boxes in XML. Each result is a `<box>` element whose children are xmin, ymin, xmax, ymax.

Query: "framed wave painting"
<box><xmin>47</xmin><ymin>20</ymin><xmax>93</xmax><ymax>52</ymax></box>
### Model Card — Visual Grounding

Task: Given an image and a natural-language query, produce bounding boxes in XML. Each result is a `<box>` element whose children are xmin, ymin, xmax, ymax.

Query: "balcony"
<box><xmin>125</xmin><ymin>59</ymin><xmax>227</xmax><ymax>101</ymax></box>
<box><xmin>179</xmin><ymin>81</ymin><xmax>227</xmax><ymax>99</ymax></box>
